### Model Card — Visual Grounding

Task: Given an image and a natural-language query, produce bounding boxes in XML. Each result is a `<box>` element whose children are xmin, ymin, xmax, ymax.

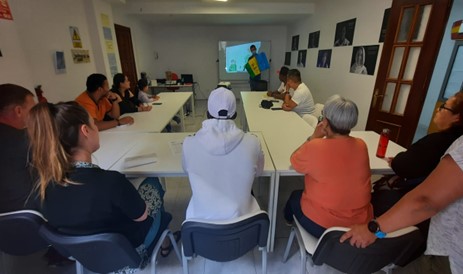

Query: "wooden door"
<box><xmin>365</xmin><ymin>0</ymin><xmax>452</xmax><ymax>147</ymax></box>
<box><xmin>114</xmin><ymin>24</ymin><xmax>137</xmax><ymax>92</ymax></box>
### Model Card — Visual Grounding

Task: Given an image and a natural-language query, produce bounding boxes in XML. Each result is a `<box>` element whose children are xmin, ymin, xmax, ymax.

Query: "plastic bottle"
<box><xmin>376</xmin><ymin>128</ymin><xmax>390</xmax><ymax>158</ymax></box>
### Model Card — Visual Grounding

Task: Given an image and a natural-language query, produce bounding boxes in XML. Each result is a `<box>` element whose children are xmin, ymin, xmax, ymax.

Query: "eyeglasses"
<box><xmin>438</xmin><ymin>103</ymin><xmax>456</xmax><ymax>114</ymax></box>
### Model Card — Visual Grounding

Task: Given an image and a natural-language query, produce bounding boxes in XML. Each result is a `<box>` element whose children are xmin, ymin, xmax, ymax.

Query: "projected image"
<box><xmin>225</xmin><ymin>41</ymin><xmax>262</xmax><ymax>73</ymax></box>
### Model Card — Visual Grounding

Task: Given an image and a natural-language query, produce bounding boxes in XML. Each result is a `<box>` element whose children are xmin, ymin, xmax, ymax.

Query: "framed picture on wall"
<box><xmin>350</xmin><ymin>45</ymin><xmax>379</xmax><ymax>76</ymax></box>
<box><xmin>54</xmin><ymin>51</ymin><xmax>66</xmax><ymax>74</ymax></box>
<box><xmin>316</xmin><ymin>49</ymin><xmax>331</xmax><ymax>68</ymax></box>
<box><xmin>308</xmin><ymin>31</ymin><xmax>320</xmax><ymax>48</ymax></box>
<box><xmin>292</xmin><ymin>35</ymin><xmax>299</xmax><ymax>51</ymax></box>
<box><xmin>334</xmin><ymin>18</ymin><xmax>356</xmax><ymax>47</ymax></box>
<box><xmin>379</xmin><ymin>8</ymin><xmax>391</xmax><ymax>42</ymax></box>
<box><xmin>284</xmin><ymin>52</ymin><xmax>291</xmax><ymax>66</ymax></box>
<box><xmin>297</xmin><ymin>50</ymin><xmax>307</xmax><ymax>67</ymax></box>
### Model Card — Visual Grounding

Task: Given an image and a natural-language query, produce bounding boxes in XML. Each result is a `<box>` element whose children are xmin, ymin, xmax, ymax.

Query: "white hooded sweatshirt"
<box><xmin>182</xmin><ymin>119</ymin><xmax>264</xmax><ymax>220</ymax></box>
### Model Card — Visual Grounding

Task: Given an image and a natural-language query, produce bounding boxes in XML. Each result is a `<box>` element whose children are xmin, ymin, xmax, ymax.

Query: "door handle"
<box><xmin>372</xmin><ymin>89</ymin><xmax>383</xmax><ymax>108</ymax></box>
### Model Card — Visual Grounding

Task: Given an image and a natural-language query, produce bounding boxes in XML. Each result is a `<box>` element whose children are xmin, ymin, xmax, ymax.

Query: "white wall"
<box><xmin>112</xmin><ymin>6</ymin><xmax>286</xmax><ymax>99</ymax></box>
<box><xmin>286</xmin><ymin>0</ymin><xmax>392</xmax><ymax>130</ymax></box>
<box><xmin>0</xmin><ymin>0</ymin><xmax>118</xmax><ymax>102</ymax></box>
<box><xmin>414</xmin><ymin>0</ymin><xmax>463</xmax><ymax>141</ymax></box>
<box><xmin>0</xmin><ymin>19</ymin><xmax>34</xmax><ymax>90</ymax></box>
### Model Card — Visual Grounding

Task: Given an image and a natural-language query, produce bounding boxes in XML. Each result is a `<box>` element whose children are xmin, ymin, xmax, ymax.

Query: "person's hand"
<box><xmin>339</xmin><ymin>224</ymin><xmax>377</xmax><ymax>248</ymax></box>
<box><xmin>312</xmin><ymin>121</ymin><xmax>327</xmax><ymax>139</ymax></box>
<box><xmin>118</xmin><ymin>116</ymin><xmax>134</xmax><ymax>125</ymax></box>
<box><xmin>152</xmin><ymin>95</ymin><xmax>160</xmax><ymax>101</ymax></box>
<box><xmin>267</xmin><ymin>91</ymin><xmax>273</xmax><ymax>97</ymax></box>
<box><xmin>386</xmin><ymin>157</ymin><xmax>394</xmax><ymax>166</ymax></box>
<box><xmin>138</xmin><ymin>105</ymin><xmax>152</xmax><ymax>112</ymax></box>
<box><xmin>107</xmin><ymin>91</ymin><xmax>121</xmax><ymax>102</ymax></box>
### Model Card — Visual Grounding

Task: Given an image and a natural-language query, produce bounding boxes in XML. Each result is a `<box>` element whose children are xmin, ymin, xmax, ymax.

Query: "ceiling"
<box><xmin>112</xmin><ymin>0</ymin><xmax>316</xmax><ymax>26</ymax></box>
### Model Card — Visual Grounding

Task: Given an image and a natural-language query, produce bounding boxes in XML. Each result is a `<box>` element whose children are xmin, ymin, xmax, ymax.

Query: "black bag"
<box><xmin>260</xmin><ymin>100</ymin><xmax>273</xmax><ymax>109</ymax></box>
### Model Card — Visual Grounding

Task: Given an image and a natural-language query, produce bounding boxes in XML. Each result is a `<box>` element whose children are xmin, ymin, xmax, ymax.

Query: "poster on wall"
<box><xmin>54</xmin><ymin>51</ymin><xmax>66</xmax><ymax>74</ymax></box>
<box><xmin>71</xmin><ymin>49</ymin><xmax>90</xmax><ymax>63</ymax></box>
<box><xmin>291</xmin><ymin>35</ymin><xmax>299</xmax><ymax>51</ymax></box>
<box><xmin>284</xmin><ymin>52</ymin><xmax>291</xmax><ymax>66</ymax></box>
<box><xmin>308</xmin><ymin>31</ymin><xmax>320</xmax><ymax>48</ymax></box>
<box><xmin>0</xmin><ymin>0</ymin><xmax>13</xmax><ymax>20</ymax></box>
<box><xmin>69</xmin><ymin>26</ymin><xmax>82</xmax><ymax>48</ymax></box>
<box><xmin>334</xmin><ymin>18</ymin><xmax>356</xmax><ymax>47</ymax></box>
<box><xmin>379</xmin><ymin>8</ymin><xmax>391</xmax><ymax>42</ymax></box>
<box><xmin>108</xmin><ymin>53</ymin><xmax>118</xmax><ymax>77</ymax></box>
<box><xmin>297</xmin><ymin>50</ymin><xmax>307</xmax><ymax>68</ymax></box>
<box><xmin>316</xmin><ymin>49</ymin><xmax>331</xmax><ymax>68</ymax></box>
<box><xmin>350</xmin><ymin>45</ymin><xmax>379</xmax><ymax>76</ymax></box>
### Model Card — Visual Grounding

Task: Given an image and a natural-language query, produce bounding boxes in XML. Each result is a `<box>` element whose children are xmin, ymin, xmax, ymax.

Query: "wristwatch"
<box><xmin>367</xmin><ymin>219</ymin><xmax>386</xmax><ymax>238</ymax></box>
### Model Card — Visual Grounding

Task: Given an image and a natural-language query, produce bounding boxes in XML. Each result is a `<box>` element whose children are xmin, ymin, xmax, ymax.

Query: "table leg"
<box><xmin>180</xmin><ymin>107</ymin><xmax>185</xmax><ymax>131</ymax></box>
<box><xmin>267</xmin><ymin>172</ymin><xmax>276</xmax><ymax>252</ymax></box>
<box><xmin>270</xmin><ymin>172</ymin><xmax>280</xmax><ymax>252</ymax></box>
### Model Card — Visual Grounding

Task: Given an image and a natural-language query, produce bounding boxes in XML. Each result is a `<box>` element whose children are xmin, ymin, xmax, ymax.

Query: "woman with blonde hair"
<box><xmin>27</xmin><ymin>102</ymin><xmax>178</xmax><ymax>270</ymax></box>
<box><xmin>350</xmin><ymin>47</ymin><xmax>368</xmax><ymax>74</ymax></box>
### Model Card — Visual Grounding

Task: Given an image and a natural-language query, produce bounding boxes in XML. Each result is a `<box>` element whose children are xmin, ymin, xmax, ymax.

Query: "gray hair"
<box><xmin>323</xmin><ymin>94</ymin><xmax>358</xmax><ymax>135</ymax></box>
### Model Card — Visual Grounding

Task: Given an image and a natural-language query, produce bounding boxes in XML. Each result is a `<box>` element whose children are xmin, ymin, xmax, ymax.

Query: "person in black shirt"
<box><xmin>0</xmin><ymin>84</ymin><xmax>36</xmax><ymax>213</ymax></box>
<box><xmin>27</xmin><ymin>102</ymin><xmax>177</xmax><ymax>270</ymax></box>
<box><xmin>111</xmin><ymin>73</ymin><xmax>151</xmax><ymax>115</ymax></box>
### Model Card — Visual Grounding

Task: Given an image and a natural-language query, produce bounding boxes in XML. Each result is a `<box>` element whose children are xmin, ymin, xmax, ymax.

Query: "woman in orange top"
<box><xmin>284</xmin><ymin>95</ymin><xmax>373</xmax><ymax>238</ymax></box>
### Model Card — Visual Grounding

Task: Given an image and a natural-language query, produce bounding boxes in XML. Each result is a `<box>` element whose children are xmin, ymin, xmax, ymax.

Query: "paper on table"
<box><xmin>169</xmin><ymin>140</ymin><xmax>183</xmax><ymax>155</ymax></box>
<box><xmin>124</xmin><ymin>152</ymin><xmax>157</xmax><ymax>168</ymax></box>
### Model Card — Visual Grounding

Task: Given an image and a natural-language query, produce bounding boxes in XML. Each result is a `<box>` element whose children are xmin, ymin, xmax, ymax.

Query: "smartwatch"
<box><xmin>367</xmin><ymin>219</ymin><xmax>386</xmax><ymax>238</ymax></box>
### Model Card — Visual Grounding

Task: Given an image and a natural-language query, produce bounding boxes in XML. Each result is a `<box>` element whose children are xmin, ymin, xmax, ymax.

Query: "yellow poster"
<box><xmin>101</xmin><ymin>13</ymin><xmax>110</xmax><ymax>27</ymax></box>
<box><xmin>69</xmin><ymin>26</ymin><xmax>82</xmax><ymax>48</ymax></box>
<box><xmin>105</xmin><ymin>40</ymin><xmax>114</xmax><ymax>53</ymax></box>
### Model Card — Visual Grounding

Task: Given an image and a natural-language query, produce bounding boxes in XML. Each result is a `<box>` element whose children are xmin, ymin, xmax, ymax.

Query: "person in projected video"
<box><xmin>229</xmin><ymin>59</ymin><xmax>237</xmax><ymax>72</ymax></box>
<box><xmin>247</xmin><ymin>44</ymin><xmax>262</xmax><ymax>91</ymax></box>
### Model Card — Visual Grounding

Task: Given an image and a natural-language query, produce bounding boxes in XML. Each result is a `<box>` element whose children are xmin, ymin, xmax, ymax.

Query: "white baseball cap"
<box><xmin>207</xmin><ymin>87</ymin><xmax>236</xmax><ymax>119</ymax></box>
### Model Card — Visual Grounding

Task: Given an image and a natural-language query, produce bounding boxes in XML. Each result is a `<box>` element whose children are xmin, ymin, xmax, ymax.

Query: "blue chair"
<box><xmin>283</xmin><ymin>216</ymin><xmax>424</xmax><ymax>274</ymax></box>
<box><xmin>39</xmin><ymin>212</ymin><xmax>181</xmax><ymax>274</ymax></box>
<box><xmin>0</xmin><ymin>210</ymin><xmax>49</xmax><ymax>256</ymax></box>
<box><xmin>181</xmin><ymin>210</ymin><xmax>269</xmax><ymax>274</ymax></box>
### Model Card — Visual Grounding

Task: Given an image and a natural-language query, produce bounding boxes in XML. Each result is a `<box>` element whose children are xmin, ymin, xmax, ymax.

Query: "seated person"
<box><xmin>284</xmin><ymin>95</ymin><xmax>372</xmax><ymax>238</ymax></box>
<box><xmin>111</xmin><ymin>73</ymin><xmax>151</xmax><ymax>115</ymax></box>
<box><xmin>372</xmin><ymin>91</ymin><xmax>463</xmax><ymax>216</ymax></box>
<box><xmin>340</xmin><ymin>135</ymin><xmax>463</xmax><ymax>274</ymax></box>
<box><xmin>0</xmin><ymin>84</ymin><xmax>36</xmax><ymax>213</ymax></box>
<box><xmin>27</xmin><ymin>102</ymin><xmax>179</xmax><ymax>269</ymax></box>
<box><xmin>282</xmin><ymin>69</ymin><xmax>315</xmax><ymax>116</ymax></box>
<box><xmin>136</xmin><ymin>78</ymin><xmax>160</xmax><ymax>104</ymax></box>
<box><xmin>75</xmin><ymin>73</ymin><xmax>133</xmax><ymax>131</ymax></box>
<box><xmin>267</xmin><ymin>66</ymin><xmax>292</xmax><ymax>99</ymax></box>
<box><xmin>182</xmin><ymin>87</ymin><xmax>264</xmax><ymax>220</ymax></box>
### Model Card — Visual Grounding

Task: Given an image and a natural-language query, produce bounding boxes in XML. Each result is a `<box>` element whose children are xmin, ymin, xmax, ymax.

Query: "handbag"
<box><xmin>260</xmin><ymin>100</ymin><xmax>273</xmax><ymax>109</ymax></box>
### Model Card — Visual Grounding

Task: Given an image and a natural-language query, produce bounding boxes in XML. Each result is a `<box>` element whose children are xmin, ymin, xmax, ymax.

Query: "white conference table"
<box><xmin>150</xmin><ymin>84</ymin><xmax>196</xmax><ymax>116</ymax></box>
<box><xmin>104</xmin><ymin>92</ymin><xmax>192</xmax><ymax>133</ymax></box>
<box><xmin>93</xmin><ymin>131</ymin><xmax>277</xmax><ymax>249</ymax></box>
<box><xmin>241</xmin><ymin>91</ymin><xmax>406</xmax><ymax>251</ymax></box>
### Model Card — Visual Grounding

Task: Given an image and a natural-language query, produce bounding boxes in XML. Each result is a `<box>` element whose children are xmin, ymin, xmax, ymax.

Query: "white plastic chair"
<box><xmin>282</xmin><ymin>216</ymin><xmax>424</xmax><ymax>274</ymax></box>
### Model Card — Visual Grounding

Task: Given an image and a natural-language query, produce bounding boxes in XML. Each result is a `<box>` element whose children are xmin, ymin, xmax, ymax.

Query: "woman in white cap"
<box><xmin>182</xmin><ymin>87</ymin><xmax>264</xmax><ymax>220</ymax></box>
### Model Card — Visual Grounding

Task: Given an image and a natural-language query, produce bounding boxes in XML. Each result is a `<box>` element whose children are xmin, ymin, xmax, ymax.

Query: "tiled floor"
<box><xmin>0</xmin><ymin>99</ymin><xmax>384</xmax><ymax>274</ymax></box>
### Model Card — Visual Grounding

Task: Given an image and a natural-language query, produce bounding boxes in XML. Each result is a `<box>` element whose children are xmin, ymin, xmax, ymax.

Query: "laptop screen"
<box><xmin>181</xmin><ymin>74</ymin><xmax>193</xmax><ymax>84</ymax></box>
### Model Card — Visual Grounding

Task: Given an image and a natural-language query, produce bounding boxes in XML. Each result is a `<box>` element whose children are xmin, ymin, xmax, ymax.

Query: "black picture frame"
<box><xmin>334</xmin><ymin>18</ymin><xmax>356</xmax><ymax>47</ymax></box>
<box><xmin>292</xmin><ymin>35</ymin><xmax>300</xmax><ymax>51</ymax></box>
<box><xmin>284</xmin><ymin>52</ymin><xmax>291</xmax><ymax>66</ymax></box>
<box><xmin>308</xmin><ymin>31</ymin><xmax>320</xmax><ymax>49</ymax></box>
<box><xmin>316</xmin><ymin>49</ymin><xmax>332</xmax><ymax>68</ymax></box>
<box><xmin>297</xmin><ymin>50</ymin><xmax>307</xmax><ymax>68</ymax></box>
<box><xmin>379</xmin><ymin>8</ymin><xmax>391</xmax><ymax>43</ymax></box>
<box><xmin>350</xmin><ymin>45</ymin><xmax>380</xmax><ymax>76</ymax></box>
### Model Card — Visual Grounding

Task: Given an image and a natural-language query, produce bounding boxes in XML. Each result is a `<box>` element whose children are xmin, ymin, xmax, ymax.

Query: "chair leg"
<box><xmin>182</xmin><ymin>245</ymin><xmax>189</xmax><ymax>274</ymax></box>
<box><xmin>150</xmin><ymin>229</ymin><xmax>170</xmax><ymax>274</ymax></box>
<box><xmin>260</xmin><ymin>247</ymin><xmax>267</xmax><ymax>274</ymax></box>
<box><xmin>75</xmin><ymin>261</ymin><xmax>85</xmax><ymax>274</ymax></box>
<box><xmin>167</xmin><ymin>230</ymin><xmax>182</xmax><ymax>263</ymax></box>
<box><xmin>283</xmin><ymin>227</ymin><xmax>296</xmax><ymax>262</ymax></box>
<box><xmin>293</xmin><ymin>228</ymin><xmax>307</xmax><ymax>274</ymax></box>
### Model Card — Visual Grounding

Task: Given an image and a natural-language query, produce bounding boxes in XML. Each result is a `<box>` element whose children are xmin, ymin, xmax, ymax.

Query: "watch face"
<box><xmin>368</xmin><ymin>220</ymin><xmax>379</xmax><ymax>233</ymax></box>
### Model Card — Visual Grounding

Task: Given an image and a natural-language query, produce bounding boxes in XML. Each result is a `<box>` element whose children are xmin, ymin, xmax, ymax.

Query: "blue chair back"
<box><xmin>0</xmin><ymin>210</ymin><xmax>49</xmax><ymax>256</ymax></box>
<box><xmin>182</xmin><ymin>211</ymin><xmax>269</xmax><ymax>262</ymax></box>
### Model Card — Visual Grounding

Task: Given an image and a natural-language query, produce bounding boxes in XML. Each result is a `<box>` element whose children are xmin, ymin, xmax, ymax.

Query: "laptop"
<box><xmin>181</xmin><ymin>74</ymin><xmax>194</xmax><ymax>84</ymax></box>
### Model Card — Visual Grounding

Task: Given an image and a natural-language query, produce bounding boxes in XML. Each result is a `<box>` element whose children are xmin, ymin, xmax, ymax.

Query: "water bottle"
<box><xmin>376</xmin><ymin>128</ymin><xmax>390</xmax><ymax>158</ymax></box>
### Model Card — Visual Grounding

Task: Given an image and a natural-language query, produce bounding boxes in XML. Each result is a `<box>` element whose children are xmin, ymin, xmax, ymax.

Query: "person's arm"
<box><xmin>95</xmin><ymin>116</ymin><xmax>134</xmax><ymax>131</ymax></box>
<box><xmin>283</xmin><ymin>92</ymin><xmax>297</xmax><ymax>111</ymax></box>
<box><xmin>340</xmin><ymin>155</ymin><xmax>463</xmax><ymax>248</ymax></box>
<box><xmin>107</xmin><ymin>92</ymin><xmax>122</xmax><ymax>119</ymax></box>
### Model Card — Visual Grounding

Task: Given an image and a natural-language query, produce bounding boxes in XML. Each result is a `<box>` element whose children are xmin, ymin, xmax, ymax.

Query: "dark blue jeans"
<box><xmin>284</xmin><ymin>190</ymin><xmax>326</xmax><ymax>238</ymax></box>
